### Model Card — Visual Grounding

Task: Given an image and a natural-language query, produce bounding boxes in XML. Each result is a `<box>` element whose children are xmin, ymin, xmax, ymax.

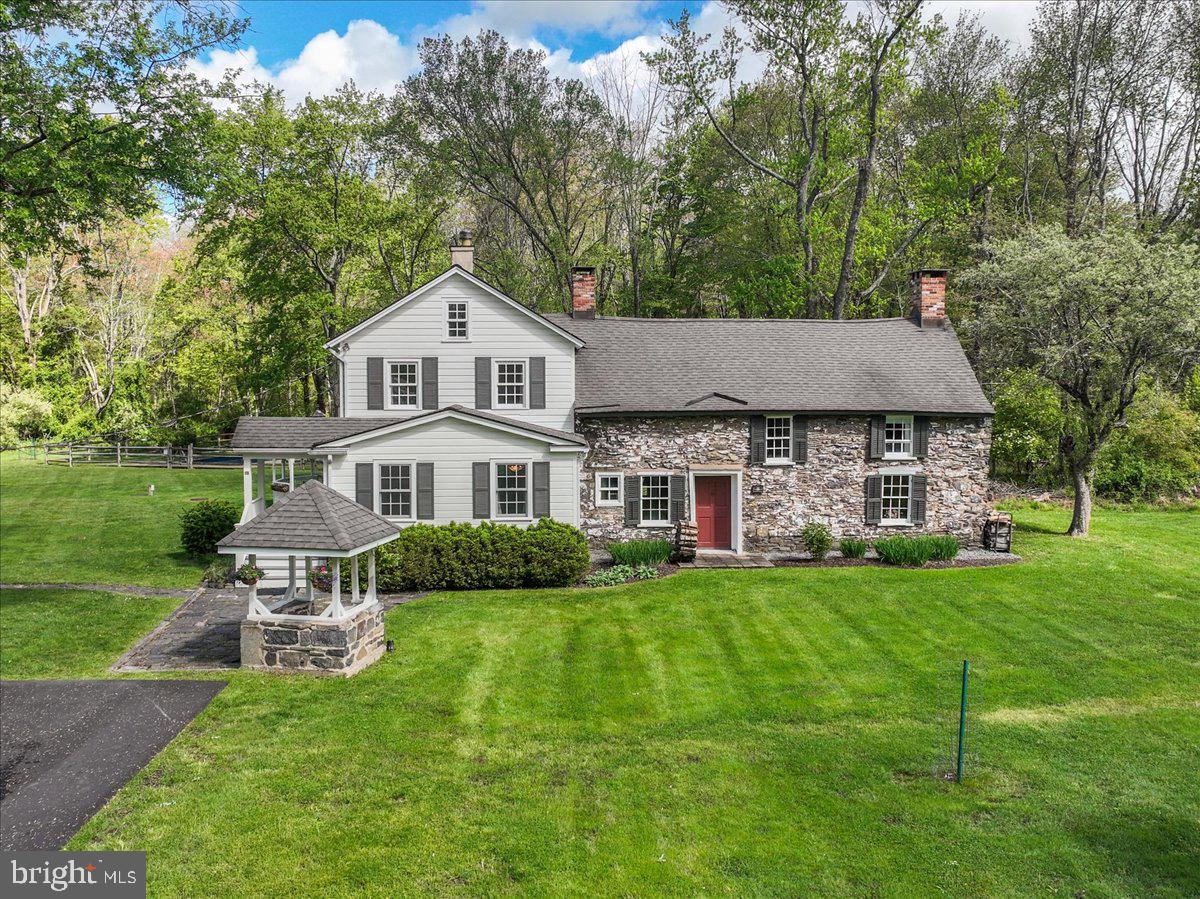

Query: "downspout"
<box><xmin>326</xmin><ymin>345</ymin><xmax>349</xmax><ymax>417</ymax></box>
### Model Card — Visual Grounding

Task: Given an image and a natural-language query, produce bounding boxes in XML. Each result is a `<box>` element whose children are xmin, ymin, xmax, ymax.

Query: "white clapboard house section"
<box><xmin>231</xmin><ymin>240</ymin><xmax>589</xmax><ymax>587</ymax></box>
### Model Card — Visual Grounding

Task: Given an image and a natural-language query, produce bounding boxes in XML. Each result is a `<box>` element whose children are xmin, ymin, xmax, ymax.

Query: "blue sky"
<box><xmin>192</xmin><ymin>1</ymin><xmax>1038</xmax><ymax>103</ymax></box>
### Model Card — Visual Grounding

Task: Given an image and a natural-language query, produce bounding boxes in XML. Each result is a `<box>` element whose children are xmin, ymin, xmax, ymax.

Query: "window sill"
<box><xmin>441</xmin><ymin>338</ymin><xmax>470</xmax><ymax>343</ymax></box>
<box><xmin>596</xmin><ymin>502</ymin><xmax>623</xmax><ymax>508</ymax></box>
<box><xmin>638</xmin><ymin>522</ymin><xmax>674</xmax><ymax>529</ymax></box>
<box><xmin>882</xmin><ymin>454</ymin><xmax>917</xmax><ymax>462</ymax></box>
<box><xmin>878</xmin><ymin>521</ymin><xmax>914</xmax><ymax>527</ymax></box>
<box><xmin>764</xmin><ymin>459</ymin><xmax>794</xmax><ymax>467</ymax></box>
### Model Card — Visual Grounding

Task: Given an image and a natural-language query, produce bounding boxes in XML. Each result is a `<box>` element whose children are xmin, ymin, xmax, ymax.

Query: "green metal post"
<box><xmin>956</xmin><ymin>658</ymin><xmax>969</xmax><ymax>782</ymax></box>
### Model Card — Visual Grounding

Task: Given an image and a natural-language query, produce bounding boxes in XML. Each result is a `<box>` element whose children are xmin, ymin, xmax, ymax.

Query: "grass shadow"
<box><xmin>1069</xmin><ymin>808</ymin><xmax>1200</xmax><ymax>895</ymax></box>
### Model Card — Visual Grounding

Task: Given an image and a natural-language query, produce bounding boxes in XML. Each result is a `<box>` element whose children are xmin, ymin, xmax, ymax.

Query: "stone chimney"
<box><xmin>911</xmin><ymin>269</ymin><xmax>948</xmax><ymax>327</ymax></box>
<box><xmin>571</xmin><ymin>266</ymin><xmax>596</xmax><ymax>319</ymax></box>
<box><xmin>450</xmin><ymin>230</ymin><xmax>474</xmax><ymax>273</ymax></box>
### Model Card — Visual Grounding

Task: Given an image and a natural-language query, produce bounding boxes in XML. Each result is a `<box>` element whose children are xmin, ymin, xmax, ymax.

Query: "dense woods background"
<box><xmin>3</xmin><ymin>0</ymin><xmax>1199</xmax><ymax>504</ymax></box>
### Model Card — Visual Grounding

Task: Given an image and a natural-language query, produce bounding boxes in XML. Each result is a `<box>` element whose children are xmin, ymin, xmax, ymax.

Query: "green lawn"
<box><xmin>4</xmin><ymin>497</ymin><xmax>1187</xmax><ymax>896</ymax></box>
<box><xmin>0</xmin><ymin>588</ymin><xmax>178</xmax><ymax>678</ymax></box>
<box><xmin>0</xmin><ymin>454</ymin><xmax>241</xmax><ymax>586</ymax></box>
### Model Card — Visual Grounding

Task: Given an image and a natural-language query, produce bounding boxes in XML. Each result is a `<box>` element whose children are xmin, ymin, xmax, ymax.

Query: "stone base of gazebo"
<box><xmin>239</xmin><ymin>602</ymin><xmax>386</xmax><ymax>677</ymax></box>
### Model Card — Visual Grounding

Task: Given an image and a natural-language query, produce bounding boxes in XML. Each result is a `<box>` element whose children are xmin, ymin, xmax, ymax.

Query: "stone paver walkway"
<box><xmin>114</xmin><ymin>587</ymin><xmax>423</xmax><ymax>672</ymax></box>
<box><xmin>0</xmin><ymin>582</ymin><xmax>196</xmax><ymax>598</ymax></box>
<box><xmin>680</xmin><ymin>553</ymin><xmax>774</xmax><ymax>569</ymax></box>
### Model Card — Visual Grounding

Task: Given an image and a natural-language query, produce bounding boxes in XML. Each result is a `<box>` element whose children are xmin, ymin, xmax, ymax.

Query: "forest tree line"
<box><xmin>2</xmin><ymin>0</ymin><xmax>1199</xmax><ymax>504</ymax></box>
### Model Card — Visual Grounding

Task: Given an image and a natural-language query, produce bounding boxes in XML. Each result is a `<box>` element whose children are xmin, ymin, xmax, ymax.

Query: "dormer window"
<box><xmin>446</xmin><ymin>301</ymin><xmax>468</xmax><ymax>340</ymax></box>
<box><xmin>884</xmin><ymin>415</ymin><xmax>914</xmax><ymax>459</ymax></box>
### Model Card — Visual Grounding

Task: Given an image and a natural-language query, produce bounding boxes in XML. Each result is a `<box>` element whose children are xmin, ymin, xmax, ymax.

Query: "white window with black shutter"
<box><xmin>765</xmin><ymin>415</ymin><xmax>791</xmax><ymax>463</ymax></box>
<box><xmin>385</xmin><ymin>360</ymin><xmax>420</xmax><ymax>410</ymax></box>
<box><xmin>870</xmin><ymin>415</ymin><xmax>929</xmax><ymax>460</ymax></box>
<box><xmin>752</xmin><ymin>414</ymin><xmax>808</xmax><ymax>465</ymax></box>
<box><xmin>494</xmin><ymin>461</ymin><xmax>531</xmax><ymax>519</ymax></box>
<box><xmin>494</xmin><ymin>360</ymin><xmax>526</xmax><ymax>409</ymax></box>
<box><xmin>626</xmin><ymin>473</ymin><xmax>684</xmax><ymax>528</ymax></box>
<box><xmin>865</xmin><ymin>473</ymin><xmax>927</xmax><ymax>526</ymax></box>
<box><xmin>377</xmin><ymin>461</ymin><xmax>414</xmax><ymax>520</ymax></box>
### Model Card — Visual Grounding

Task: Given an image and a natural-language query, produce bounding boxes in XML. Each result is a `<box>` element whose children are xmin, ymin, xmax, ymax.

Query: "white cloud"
<box><xmin>923</xmin><ymin>0</ymin><xmax>1039</xmax><ymax>47</ymax></box>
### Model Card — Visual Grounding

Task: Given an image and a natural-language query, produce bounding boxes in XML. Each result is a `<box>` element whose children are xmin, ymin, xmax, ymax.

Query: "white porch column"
<box><xmin>247</xmin><ymin>553</ymin><xmax>258</xmax><ymax>616</ymax></box>
<box><xmin>305</xmin><ymin>556</ymin><xmax>313</xmax><ymax>603</ymax></box>
<box><xmin>240</xmin><ymin>458</ymin><xmax>255</xmax><ymax>524</ymax></box>
<box><xmin>350</xmin><ymin>553</ymin><xmax>360</xmax><ymax>606</ymax></box>
<box><xmin>330</xmin><ymin>558</ymin><xmax>342</xmax><ymax>618</ymax></box>
<box><xmin>367</xmin><ymin>548</ymin><xmax>377</xmax><ymax>603</ymax></box>
<box><xmin>256</xmin><ymin>460</ymin><xmax>266</xmax><ymax>514</ymax></box>
<box><xmin>288</xmin><ymin>458</ymin><xmax>296</xmax><ymax>488</ymax></box>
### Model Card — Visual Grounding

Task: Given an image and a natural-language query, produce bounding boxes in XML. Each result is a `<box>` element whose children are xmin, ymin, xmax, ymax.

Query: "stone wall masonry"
<box><xmin>239</xmin><ymin>603</ymin><xmax>386</xmax><ymax>676</ymax></box>
<box><xmin>578</xmin><ymin>415</ymin><xmax>992</xmax><ymax>553</ymax></box>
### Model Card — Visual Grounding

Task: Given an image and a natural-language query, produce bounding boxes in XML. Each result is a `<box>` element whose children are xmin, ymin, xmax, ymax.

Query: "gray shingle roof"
<box><xmin>231</xmin><ymin>406</ymin><xmax>585</xmax><ymax>451</ymax></box>
<box><xmin>218</xmin><ymin>479</ymin><xmax>399</xmax><ymax>553</ymax></box>
<box><xmin>544</xmin><ymin>314</ymin><xmax>993</xmax><ymax>416</ymax></box>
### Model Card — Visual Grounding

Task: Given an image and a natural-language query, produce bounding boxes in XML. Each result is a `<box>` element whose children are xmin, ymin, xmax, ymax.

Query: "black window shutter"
<box><xmin>356</xmin><ymin>463</ymin><xmax>374</xmax><ymax>511</ymax></box>
<box><xmin>421</xmin><ymin>357</ymin><xmax>438</xmax><ymax>410</ymax></box>
<box><xmin>913</xmin><ymin>416</ymin><xmax>929</xmax><ymax>458</ymax></box>
<box><xmin>416</xmin><ymin>462</ymin><xmax>435</xmax><ymax>519</ymax></box>
<box><xmin>472</xmin><ymin>462</ymin><xmax>490</xmax><ymax>518</ymax></box>
<box><xmin>474</xmin><ymin>357</ymin><xmax>491</xmax><ymax>409</ymax></box>
<box><xmin>911</xmin><ymin>475</ymin><xmax>928</xmax><ymax>524</ymax></box>
<box><xmin>749</xmin><ymin>415</ymin><xmax>766</xmax><ymax>465</ymax></box>
<box><xmin>529</xmin><ymin>357</ymin><xmax>546</xmax><ymax>409</ymax></box>
<box><xmin>532</xmin><ymin>461</ymin><xmax>550</xmax><ymax>517</ymax></box>
<box><xmin>669</xmin><ymin>475</ymin><xmax>686</xmax><ymax>523</ymax></box>
<box><xmin>868</xmin><ymin>416</ymin><xmax>885</xmax><ymax>459</ymax></box>
<box><xmin>865</xmin><ymin>475</ymin><xmax>882</xmax><ymax>524</ymax></box>
<box><xmin>623</xmin><ymin>475</ymin><xmax>640</xmax><ymax>526</ymax></box>
<box><xmin>792</xmin><ymin>416</ymin><xmax>808</xmax><ymax>463</ymax></box>
<box><xmin>366</xmin><ymin>358</ymin><xmax>384</xmax><ymax>410</ymax></box>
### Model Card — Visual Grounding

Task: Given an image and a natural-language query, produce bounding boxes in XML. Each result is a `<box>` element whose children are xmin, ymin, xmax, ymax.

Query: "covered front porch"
<box><xmin>217</xmin><ymin>479</ymin><xmax>400</xmax><ymax>676</ymax></box>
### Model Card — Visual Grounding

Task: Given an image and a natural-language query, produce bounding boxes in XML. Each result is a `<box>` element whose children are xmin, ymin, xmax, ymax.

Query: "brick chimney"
<box><xmin>571</xmin><ymin>266</ymin><xmax>596</xmax><ymax>319</ymax></box>
<box><xmin>450</xmin><ymin>230</ymin><xmax>474</xmax><ymax>273</ymax></box>
<box><xmin>911</xmin><ymin>269</ymin><xmax>948</xmax><ymax>327</ymax></box>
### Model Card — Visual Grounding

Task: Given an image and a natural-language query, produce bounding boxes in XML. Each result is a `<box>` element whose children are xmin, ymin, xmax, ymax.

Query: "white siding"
<box><xmin>326</xmin><ymin>418</ymin><xmax>580</xmax><ymax>527</ymax></box>
<box><xmin>338</xmin><ymin>273</ymin><xmax>577</xmax><ymax>431</ymax></box>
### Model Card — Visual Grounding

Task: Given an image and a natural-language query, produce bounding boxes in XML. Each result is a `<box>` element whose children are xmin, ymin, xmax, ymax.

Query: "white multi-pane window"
<box><xmin>387</xmin><ymin>360</ymin><xmax>419</xmax><ymax>409</ymax></box>
<box><xmin>379</xmin><ymin>464</ymin><xmax>413</xmax><ymax>518</ymax></box>
<box><xmin>884</xmin><ymin>415</ymin><xmax>914</xmax><ymax>458</ymax></box>
<box><xmin>640</xmin><ymin>474</ymin><xmax>670</xmax><ymax>524</ymax></box>
<box><xmin>880</xmin><ymin>474</ymin><xmax>911</xmax><ymax>524</ymax></box>
<box><xmin>446</xmin><ymin>301</ymin><xmax>468</xmax><ymax>339</ymax></box>
<box><xmin>495</xmin><ymin>360</ymin><xmax>526</xmax><ymax>407</ymax></box>
<box><xmin>495</xmin><ymin>462</ymin><xmax>528</xmax><ymax>517</ymax></box>
<box><xmin>596</xmin><ymin>472</ymin><xmax>622</xmax><ymax>506</ymax></box>
<box><xmin>765</xmin><ymin>415</ymin><xmax>792</xmax><ymax>462</ymax></box>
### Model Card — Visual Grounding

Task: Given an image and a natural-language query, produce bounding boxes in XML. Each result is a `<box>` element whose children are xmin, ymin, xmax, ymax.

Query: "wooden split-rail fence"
<box><xmin>23</xmin><ymin>441</ymin><xmax>242</xmax><ymax>469</ymax></box>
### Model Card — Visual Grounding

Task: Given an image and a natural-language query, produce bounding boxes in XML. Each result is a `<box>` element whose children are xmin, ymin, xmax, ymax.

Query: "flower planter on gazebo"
<box><xmin>217</xmin><ymin>479</ymin><xmax>400</xmax><ymax>676</ymax></box>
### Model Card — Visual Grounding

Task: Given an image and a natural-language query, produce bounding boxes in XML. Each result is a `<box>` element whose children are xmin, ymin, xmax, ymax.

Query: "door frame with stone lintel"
<box><xmin>687</xmin><ymin>466</ymin><xmax>743</xmax><ymax>555</ymax></box>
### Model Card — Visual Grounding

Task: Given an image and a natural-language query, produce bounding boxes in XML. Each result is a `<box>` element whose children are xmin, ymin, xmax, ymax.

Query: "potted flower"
<box><xmin>235</xmin><ymin>562</ymin><xmax>265</xmax><ymax>586</ymax></box>
<box><xmin>308</xmin><ymin>564</ymin><xmax>333</xmax><ymax>592</ymax></box>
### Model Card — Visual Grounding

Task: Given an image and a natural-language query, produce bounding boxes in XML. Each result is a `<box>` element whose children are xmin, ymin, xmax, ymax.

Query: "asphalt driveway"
<box><xmin>0</xmin><ymin>679</ymin><xmax>225</xmax><ymax>850</ymax></box>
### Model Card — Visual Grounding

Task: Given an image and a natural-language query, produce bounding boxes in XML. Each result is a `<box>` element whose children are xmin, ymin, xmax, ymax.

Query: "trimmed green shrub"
<box><xmin>801</xmin><ymin>522</ymin><xmax>833</xmax><ymax>561</ymax></box>
<box><xmin>926</xmin><ymin>536</ymin><xmax>960</xmax><ymax>561</ymax></box>
<box><xmin>839</xmin><ymin>537</ymin><xmax>868</xmax><ymax>559</ymax></box>
<box><xmin>584</xmin><ymin>564</ymin><xmax>635</xmax><ymax>587</ymax></box>
<box><xmin>523</xmin><ymin>518</ymin><xmax>591</xmax><ymax>587</ymax></box>
<box><xmin>179</xmin><ymin>499</ymin><xmax>239</xmax><ymax>556</ymax></box>
<box><xmin>608</xmin><ymin>538</ymin><xmax>672</xmax><ymax>566</ymax></box>
<box><xmin>873</xmin><ymin>535</ymin><xmax>960</xmax><ymax>566</ymax></box>
<box><xmin>367</xmin><ymin>520</ymin><xmax>589</xmax><ymax>591</ymax></box>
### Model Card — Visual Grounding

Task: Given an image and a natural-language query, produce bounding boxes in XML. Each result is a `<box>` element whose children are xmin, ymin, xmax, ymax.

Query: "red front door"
<box><xmin>695</xmin><ymin>476</ymin><xmax>732</xmax><ymax>549</ymax></box>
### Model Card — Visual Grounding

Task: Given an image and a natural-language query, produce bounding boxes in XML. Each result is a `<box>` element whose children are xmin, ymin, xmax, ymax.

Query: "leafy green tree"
<box><xmin>0</xmin><ymin>0</ymin><xmax>244</xmax><ymax>255</ymax></box>
<box><xmin>962</xmin><ymin>226</ymin><xmax>1200</xmax><ymax>535</ymax></box>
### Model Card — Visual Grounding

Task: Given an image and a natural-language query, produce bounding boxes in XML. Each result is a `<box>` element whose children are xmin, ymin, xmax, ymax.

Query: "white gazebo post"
<box><xmin>350</xmin><ymin>553</ymin><xmax>360</xmax><ymax>607</ymax></box>
<box><xmin>330</xmin><ymin>557</ymin><xmax>342</xmax><ymax>618</ymax></box>
<box><xmin>287</xmin><ymin>555</ymin><xmax>296</xmax><ymax>601</ymax></box>
<box><xmin>256</xmin><ymin>460</ymin><xmax>266</xmax><ymax>513</ymax></box>
<box><xmin>288</xmin><ymin>458</ymin><xmax>296</xmax><ymax>489</ymax></box>
<box><xmin>305</xmin><ymin>556</ymin><xmax>313</xmax><ymax>603</ymax></box>
<box><xmin>367</xmin><ymin>548</ymin><xmax>377</xmax><ymax>603</ymax></box>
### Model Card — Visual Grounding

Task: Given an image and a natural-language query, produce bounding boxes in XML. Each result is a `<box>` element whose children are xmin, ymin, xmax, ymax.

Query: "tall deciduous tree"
<box><xmin>962</xmin><ymin>226</ymin><xmax>1200</xmax><ymax>535</ymax></box>
<box><xmin>0</xmin><ymin>0</ymin><xmax>244</xmax><ymax>254</ymax></box>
